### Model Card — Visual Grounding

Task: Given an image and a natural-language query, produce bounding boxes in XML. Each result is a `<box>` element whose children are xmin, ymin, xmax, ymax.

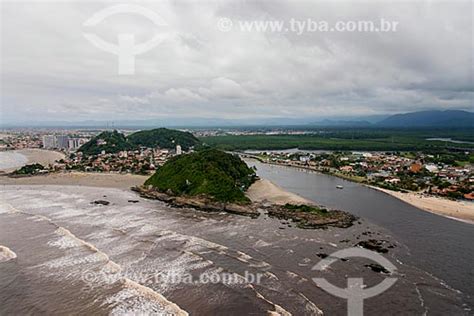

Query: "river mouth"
<box><xmin>246</xmin><ymin>160</ymin><xmax>474</xmax><ymax>305</ymax></box>
<box><xmin>0</xmin><ymin>185</ymin><xmax>471</xmax><ymax>315</ymax></box>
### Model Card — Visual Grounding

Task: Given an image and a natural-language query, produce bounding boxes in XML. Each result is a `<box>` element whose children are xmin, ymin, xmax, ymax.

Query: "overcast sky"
<box><xmin>1</xmin><ymin>0</ymin><xmax>473</xmax><ymax>124</ymax></box>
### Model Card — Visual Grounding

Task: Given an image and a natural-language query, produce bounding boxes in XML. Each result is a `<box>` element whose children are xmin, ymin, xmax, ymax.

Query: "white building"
<box><xmin>42</xmin><ymin>135</ymin><xmax>56</xmax><ymax>149</ymax></box>
<box><xmin>43</xmin><ymin>135</ymin><xmax>69</xmax><ymax>149</ymax></box>
<box><xmin>425</xmin><ymin>164</ymin><xmax>439</xmax><ymax>173</ymax></box>
<box><xmin>68</xmin><ymin>138</ymin><xmax>83</xmax><ymax>150</ymax></box>
<box><xmin>299</xmin><ymin>156</ymin><xmax>310</xmax><ymax>162</ymax></box>
<box><xmin>176</xmin><ymin>145</ymin><xmax>182</xmax><ymax>155</ymax></box>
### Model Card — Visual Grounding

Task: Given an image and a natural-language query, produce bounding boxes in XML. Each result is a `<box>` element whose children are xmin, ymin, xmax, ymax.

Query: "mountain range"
<box><xmin>376</xmin><ymin>110</ymin><xmax>474</xmax><ymax>127</ymax></box>
<box><xmin>3</xmin><ymin>110</ymin><xmax>473</xmax><ymax>128</ymax></box>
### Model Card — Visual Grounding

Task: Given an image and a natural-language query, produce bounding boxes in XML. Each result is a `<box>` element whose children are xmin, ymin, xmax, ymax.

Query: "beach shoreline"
<box><xmin>0</xmin><ymin>149</ymin><xmax>66</xmax><ymax>173</ymax></box>
<box><xmin>246</xmin><ymin>178</ymin><xmax>314</xmax><ymax>205</ymax></box>
<box><xmin>0</xmin><ymin>171</ymin><xmax>316</xmax><ymax>206</ymax></box>
<box><xmin>0</xmin><ymin>171</ymin><xmax>148</xmax><ymax>189</ymax></box>
<box><xmin>243</xmin><ymin>157</ymin><xmax>474</xmax><ymax>225</ymax></box>
<box><xmin>368</xmin><ymin>185</ymin><xmax>474</xmax><ymax>224</ymax></box>
<box><xmin>3</xmin><ymin>167</ymin><xmax>473</xmax><ymax>225</ymax></box>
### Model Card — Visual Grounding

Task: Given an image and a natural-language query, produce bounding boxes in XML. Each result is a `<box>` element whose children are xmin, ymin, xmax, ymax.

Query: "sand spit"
<box><xmin>246</xmin><ymin>179</ymin><xmax>313</xmax><ymax>205</ymax></box>
<box><xmin>370</xmin><ymin>186</ymin><xmax>474</xmax><ymax>224</ymax></box>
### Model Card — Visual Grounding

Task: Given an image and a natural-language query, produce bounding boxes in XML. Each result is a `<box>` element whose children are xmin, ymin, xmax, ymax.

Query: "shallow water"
<box><xmin>0</xmin><ymin>185</ymin><xmax>471</xmax><ymax>315</ymax></box>
<box><xmin>0</xmin><ymin>151</ymin><xmax>28</xmax><ymax>171</ymax></box>
<box><xmin>247</xmin><ymin>160</ymin><xmax>474</xmax><ymax>307</ymax></box>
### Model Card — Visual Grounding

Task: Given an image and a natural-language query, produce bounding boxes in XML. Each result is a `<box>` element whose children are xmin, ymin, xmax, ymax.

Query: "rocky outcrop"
<box><xmin>132</xmin><ymin>186</ymin><xmax>358</xmax><ymax>228</ymax></box>
<box><xmin>264</xmin><ymin>205</ymin><xmax>357</xmax><ymax>229</ymax></box>
<box><xmin>131</xmin><ymin>186</ymin><xmax>259</xmax><ymax>218</ymax></box>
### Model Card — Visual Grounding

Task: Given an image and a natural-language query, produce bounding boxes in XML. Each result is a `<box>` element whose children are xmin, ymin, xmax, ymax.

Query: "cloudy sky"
<box><xmin>1</xmin><ymin>0</ymin><xmax>472</xmax><ymax>125</ymax></box>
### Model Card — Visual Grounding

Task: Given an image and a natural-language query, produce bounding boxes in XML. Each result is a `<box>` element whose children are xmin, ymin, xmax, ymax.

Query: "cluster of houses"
<box><xmin>53</xmin><ymin>146</ymin><xmax>183</xmax><ymax>175</ymax></box>
<box><xmin>254</xmin><ymin>151</ymin><xmax>474</xmax><ymax>200</ymax></box>
<box><xmin>0</xmin><ymin>132</ymin><xmax>42</xmax><ymax>150</ymax></box>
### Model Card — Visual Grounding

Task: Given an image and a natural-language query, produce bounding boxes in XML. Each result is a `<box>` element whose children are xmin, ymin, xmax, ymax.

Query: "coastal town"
<box><xmin>244</xmin><ymin>150</ymin><xmax>474</xmax><ymax>201</ymax></box>
<box><xmin>0</xmin><ymin>131</ymin><xmax>184</xmax><ymax>175</ymax></box>
<box><xmin>1</xmin><ymin>129</ymin><xmax>473</xmax><ymax>203</ymax></box>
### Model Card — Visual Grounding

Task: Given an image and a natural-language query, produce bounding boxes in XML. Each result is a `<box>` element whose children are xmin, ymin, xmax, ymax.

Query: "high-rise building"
<box><xmin>176</xmin><ymin>145</ymin><xmax>182</xmax><ymax>155</ymax></box>
<box><xmin>42</xmin><ymin>135</ymin><xmax>69</xmax><ymax>149</ymax></box>
<box><xmin>68</xmin><ymin>138</ymin><xmax>81</xmax><ymax>150</ymax></box>
<box><xmin>56</xmin><ymin>135</ymin><xmax>69</xmax><ymax>149</ymax></box>
<box><xmin>42</xmin><ymin>135</ymin><xmax>56</xmax><ymax>149</ymax></box>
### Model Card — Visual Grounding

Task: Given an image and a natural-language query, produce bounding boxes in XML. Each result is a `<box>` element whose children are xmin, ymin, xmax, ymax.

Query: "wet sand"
<box><xmin>369</xmin><ymin>186</ymin><xmax>474</xmax><ymax>224</ymax></box>
<box><xmin>0</xmin><ymin>149</ymin><xmax>65</xmax><ymax>173</ymax></box>
<box><xmin>246</xmin><ymin>179</ymin><xmax>313</xmax><ymax>205</ymax></box>
<box><xmin>2</xmin><ymin>173</ymin><xmax>312</xmax><ymax>206</ymax></box>
<box><xmin>0</xmin><ymin>172</ymin><xmax>148</xmax><ymax>189</ymax></box>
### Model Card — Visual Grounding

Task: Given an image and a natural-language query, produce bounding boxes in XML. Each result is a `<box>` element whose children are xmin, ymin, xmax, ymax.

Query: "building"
<box><xmin>68</xmin><ymin>138</ymin><xmax>82</xmax><ymax>150</ymax></box>
<box><xmin>56</xmin><ymin>135</ymin><xmax>69</xmax><ymax>149</ymax></box>
<box><xmin>410</xmin><ymin>163</ymin><xmax>423</xmax><ymax>173</ymax></box>
<box><xmin>42</xmin><ymin>135</ymin><xmax>69</xmax><ymax>149</ymax></box>
<box><xmin>176</xmin><ymin>145</ymin><xmax>182</xmax><ymax>155</ymax></box>
<box><xmin>340</xmin><ymin>166</ymin><xmax>353</xmax><ymax>172</ymax></box>
<box><xmin>299</xmin><ymin>156</ymin><xmax>310</xmax><ymax>162</ymax></box>
<box><xmin>42</xmin><ymin>135</ymin><xmax>56</xmax><ymax>149</ymax></box>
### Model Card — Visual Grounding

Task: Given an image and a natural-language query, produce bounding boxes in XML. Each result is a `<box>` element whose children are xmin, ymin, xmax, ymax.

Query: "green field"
<box><xmin>200</xmin><ymin>128</ymin><xmax>474</xmax><ymax>152</ymax></box>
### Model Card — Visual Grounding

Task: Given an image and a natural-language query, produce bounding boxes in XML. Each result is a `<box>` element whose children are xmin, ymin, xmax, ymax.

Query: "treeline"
<box><xmin>200</xmin><ymin>130</ymin><xmax>474</xmax><ymax>152</ymax></box>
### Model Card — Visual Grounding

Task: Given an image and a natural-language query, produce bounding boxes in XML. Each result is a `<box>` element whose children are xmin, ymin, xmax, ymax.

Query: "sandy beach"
<box><xmin>248</xmin><ymin>159</ymin><xmax>474</xmax><ymax>224</ymax></box>
<box><xmin>0</xmin><ymin>172</ymin><xmax>148</xmax><ymax>189</ymax></box>
<box><xmin>1</xmin><ymin>172</ymin><xmax>312</xmax><ymax>205</ymax></box>
<box><xmin>0</xmin><ymin>149</ymin><xmax>66</xmax><ymax>173</ymax></box>
<box><xmin>5</xmin><ymin>169</ymin><xmax>472</xmax><ymax>226</ymax></box>
<box><xmin>370</xmin><ymin>186</ymin><xmax>474</xmax><ymax>224</ymax></box>
<box><xmin>246</xmin><ymin>179</ymin><xmax>314</xmax><ymax>205</ymax></box>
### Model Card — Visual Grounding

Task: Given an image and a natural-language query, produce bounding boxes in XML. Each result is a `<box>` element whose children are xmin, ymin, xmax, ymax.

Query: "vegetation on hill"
<box><xmin>78</xmin><ymin>131</ymin><xmax>132</xmax><ymax>156</ymax></box>
<box><xmin>144</xmin><ymin>149</ymin><xmax>256</xmax><ymax>203</ymax></box>
<box><xmin>13</xmin><ymin>163</ymin><xmax>44</xmax><ymax>175</ymax></box>
<box><xmin>128</xmin><ymin>128</ymin><xmax>200</xmax><ymax>151</ymax></box>
<box><xmin>79</xmin><ymin>128</ymin><xmax>201</xmax><ymax>156</ymax></box>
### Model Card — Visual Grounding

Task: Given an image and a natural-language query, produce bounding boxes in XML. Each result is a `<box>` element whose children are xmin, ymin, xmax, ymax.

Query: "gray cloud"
<box><xmin>1</xmin><ymin>0</ymin><xmax>472</xmax><ymax>124</ymax></box>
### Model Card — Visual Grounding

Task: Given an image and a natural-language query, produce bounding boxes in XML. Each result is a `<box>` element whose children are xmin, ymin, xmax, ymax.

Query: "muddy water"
<box><xmin>0</xmin><ymin>185</ymin><xmax>470</xmax><ymax>315</ymax></box>
<box><xmin>246</xmin><ymin>160</ymin><xmax>474</xmax><ymax>306</ymax></box>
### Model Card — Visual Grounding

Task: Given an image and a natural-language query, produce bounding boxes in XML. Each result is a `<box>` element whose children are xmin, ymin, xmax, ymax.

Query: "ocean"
<box><xmin>0</xmin><ymin>185</ymin><xmax>470</xmax><ymax>314</ymax></box>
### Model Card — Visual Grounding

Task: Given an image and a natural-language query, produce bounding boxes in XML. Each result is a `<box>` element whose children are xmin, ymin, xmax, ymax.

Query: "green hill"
<box><xmin>78</xmin><ymin>130</ymin><xmax>132</xmax><ymax>156</ymax></box>
<box><xmin>144</xmin><ymin>149</ymin><xmax>256</xmax><ymax>203</ymax></box>
<box><xmin>128</xmin><ymin>128</ymin><xmax>200</xmax><ymax>151</ymax></box>
<box><xmin>79</xmin><ymin>128</ymin><xmax>201</xmax><ymax>156</ymax></box>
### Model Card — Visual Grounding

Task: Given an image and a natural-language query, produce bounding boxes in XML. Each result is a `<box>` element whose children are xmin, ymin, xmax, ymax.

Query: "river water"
<box><xmin>246</xmin><ymin>160</ymin><xmax>474</xmax><ymax>307</ymax></box>
<box><xmin>0</xmin><ymin>182</ymin><xmax>472</xmax><ymax>314</ymax></box>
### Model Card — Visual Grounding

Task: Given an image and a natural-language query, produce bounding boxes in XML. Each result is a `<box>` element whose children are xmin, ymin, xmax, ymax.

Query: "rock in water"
<box><xmin>91</xmin><ymin>200</ymin><xmax>110</xmax><ymax>206</ymax></box>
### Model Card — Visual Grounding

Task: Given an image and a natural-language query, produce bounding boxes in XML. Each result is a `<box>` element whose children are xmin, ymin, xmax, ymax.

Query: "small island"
<box><xmin>133</xmin><ymin>149</ymin><xmax>356</xmax><ymax>228</ymax></box>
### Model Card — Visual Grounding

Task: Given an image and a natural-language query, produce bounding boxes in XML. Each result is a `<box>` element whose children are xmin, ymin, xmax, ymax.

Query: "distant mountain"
<box><xmin>78</xmin><ymin>130</ymin><xmax>132</xmax><ymax>156</ymax></box>
<box><xmin>128</xmin><ymin>128</ymin><xmax>200</xmax><ymax>151</ymax></box>
<box><xmin>309</xmin><ymin>119</ymin><xmax>372</xmax><ymax>127</ymax></box>
<box><xmin>378</xmin><ymin>110</ymin><xmax>474</xmax><ymax>127</ymax></box>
